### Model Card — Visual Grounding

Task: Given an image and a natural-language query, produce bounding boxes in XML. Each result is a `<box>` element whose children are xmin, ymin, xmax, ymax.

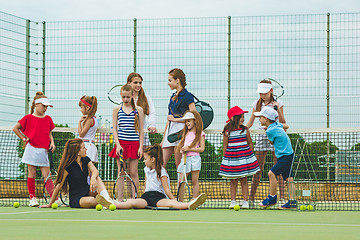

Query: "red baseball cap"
<box><xmin>226</xmin><ymin>106</ymin><xmax>248</xmax><ymax>123</ymax></box>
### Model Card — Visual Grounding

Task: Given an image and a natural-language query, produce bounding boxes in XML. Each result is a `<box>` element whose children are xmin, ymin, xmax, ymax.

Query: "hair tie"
<box><xmin>80</xmin><ymin>96</ymin><xmax>92</xmax><ymax>108</ymax></box>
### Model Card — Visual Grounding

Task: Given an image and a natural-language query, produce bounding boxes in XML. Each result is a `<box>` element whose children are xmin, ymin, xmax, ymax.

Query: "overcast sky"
<box><xmin>2</xmin><ymin>0</ymin><xmax>360</xmax><ymax>21</ymax></box>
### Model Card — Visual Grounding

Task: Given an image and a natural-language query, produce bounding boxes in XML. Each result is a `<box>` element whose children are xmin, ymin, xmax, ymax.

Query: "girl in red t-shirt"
<box><xmin>13</xmin><ymin>92</ymin><xmax>56</xmax><ymax>207</ymax></box>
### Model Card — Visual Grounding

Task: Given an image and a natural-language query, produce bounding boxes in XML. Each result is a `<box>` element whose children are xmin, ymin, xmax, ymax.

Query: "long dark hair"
<box><xmin>56</xmin><ymin>138</ymin><xmax>83</xmax><ymax>194</ymax></box>
<box><xmin>177</xmin><ymin>110</ymin><xmax>203</xmax><ymax>152</ymax></box>
<box><xmin>121</xmin><ymin>84</ymin><xmax>139</xmax><ymax>132</ymax></box>
<box><xmin>144</xmin><ymin>144</ymin><xmax>163</xmax><ymax>180</ymax></box>
<box><xmin>169</xmin><ymin>68</ymin><xmax>187</xmax><ymax>102</ymax></box>
<box><xmin>222</xmin><ymin>115</ymin><xmax>246</xmax><ymax>136</ymax></box>
<box><xmin>127</xmin><ymin>72</ymin><xmax>149</xmax><ymax>115</ymax></box>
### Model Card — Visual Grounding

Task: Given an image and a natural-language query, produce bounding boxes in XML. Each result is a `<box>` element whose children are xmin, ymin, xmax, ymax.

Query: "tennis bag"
<box><xmin>167</xmin><ymin>94</ymin><xmax>214</xmax><ymax>143</ymax></box>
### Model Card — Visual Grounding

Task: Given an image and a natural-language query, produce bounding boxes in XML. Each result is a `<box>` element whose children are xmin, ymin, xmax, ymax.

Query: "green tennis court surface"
<box><xmin>1</xmin><ymin>207</ymin><xmax>359</xmax><ymax>240</ymax></box>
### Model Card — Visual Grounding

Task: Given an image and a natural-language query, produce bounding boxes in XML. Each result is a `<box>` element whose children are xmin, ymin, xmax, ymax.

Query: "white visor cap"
<box><xmin>256</xmin><ymin>83</ymin><xmax>273</xmax><ymax>94</ymax></box>
<box><xmin>181</xmin><ymin>112</ymin><xmax>195</xmax><ymax>120</ymax></box>
<box><xmin>35</xmin><ymin>98</ymin><xmax>53</xmax><ymax>107</ymax></box>
<box><xmin>254</xmin><ymin>107</ymin><xmax>278</xmax><ymax>121</ymax></box>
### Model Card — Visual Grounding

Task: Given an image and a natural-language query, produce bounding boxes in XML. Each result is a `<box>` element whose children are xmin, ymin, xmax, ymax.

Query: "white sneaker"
<box><xmin>278</xmin><ymin>199</ymin><xmax>286</xmax><ymax>207</ymax></box>
<box><xmin>241</xmin><ymin>201</ymin><xmax>249</xmax><ymax>209</ymax></box>
<box><xmin>229</xmin><ymin>200</ymin><xmax>237</xmax><ymax>209</ymax></box>
<box><xmin>188</xmin><ymin>193</ymin><xmax>207</xmax><ymax>210</ymax></box>
<box><xmin>96</xmin><ymin>195</ymin><xmax>113</xmax><ymax>208</ymax></box>
<box><xmin>55</xmin><ymin>199</ymin><xmax>62</xmax><ymax>206</ymax></box>
<box><xmin>29</xmin><ymin>197</ymin><xmax>39</xmax><ymax>207</ymax></box>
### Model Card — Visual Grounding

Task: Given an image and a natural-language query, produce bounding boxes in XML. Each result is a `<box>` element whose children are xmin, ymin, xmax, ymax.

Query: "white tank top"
<box><xmin>82</xmin><ymin>116</ymin><xmax>98</xmax><ymax>141</ymax></box>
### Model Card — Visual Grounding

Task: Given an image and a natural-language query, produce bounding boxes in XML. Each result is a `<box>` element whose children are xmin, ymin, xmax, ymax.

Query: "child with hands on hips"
<box><xmin>13</xmin><ymin>92</ymin><xmax>56</xmax><ymax>207</ymax></box>
<box><xmin>177</xmin><ymin>111</ymin><xmax>205</xmax><ymax>200</ymax></box>
<box><xmin>39</xmin><ymin>139</ymin><xmax>115</xmax><ymax>209</ymax></box>
<box><xmin>219</xmin><ymin>106</ymin><xmax>260</xmax><ymax>209</ymax></box>
<box><xmin>78</xmin><ymin>95</ymin><xmax>99</xmax><ymax>164</ymax></box>
<box><xmin>254</xmin><ymin>107</ymin><xmax>296</xmax><ymax>209</ymax></box>
<box><xmin>108</xmin><ymin>84</ymin><xmax>144</xmax><ymax>199</ymax></box>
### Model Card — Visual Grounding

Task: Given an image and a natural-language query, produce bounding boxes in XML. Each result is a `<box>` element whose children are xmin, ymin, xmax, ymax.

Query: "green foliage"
<box><xmin>351</xmin><ymin>142</ymin><xmax>360</xmax><ymax>151</ymax></box>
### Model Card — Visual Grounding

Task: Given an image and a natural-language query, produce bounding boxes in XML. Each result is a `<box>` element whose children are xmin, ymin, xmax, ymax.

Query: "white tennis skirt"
<box><xmin>84</xmin><ymin>142</ymin><xmax>98</xmax><ymax>163</ymax></box>
<box><xmin>162</xmin><ymin>121</ymin><xmax>185</xmax><ymax>148</ymax></box>
<box><xmin>21</xmin><ymin>143</ymin><xmax>49</xmax><ymax>167</ymax></box>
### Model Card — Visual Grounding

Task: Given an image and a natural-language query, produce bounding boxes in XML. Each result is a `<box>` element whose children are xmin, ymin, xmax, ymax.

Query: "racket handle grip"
<box><xmin>274</xmin><ymin>105</ymin><xmax>278</xmax><ymax>111</ymax></box>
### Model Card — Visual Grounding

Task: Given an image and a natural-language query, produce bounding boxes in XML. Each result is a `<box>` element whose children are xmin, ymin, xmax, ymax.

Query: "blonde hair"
<box><xmin>30</xmin><ymin>91</ymin><xmax>48</xmax><ymax>114</ymax></box>
<box><xmin>127</xmin><ymin>72</ymin><xmax>149</xmax><ymax>115</ymax></box>
<box><xmin>144</xmin><ymin>144</ymin><xmax>163</xmax><ymax>180</ymax></box>
<box><xmin>79</xmin><ymin>96</ymin><xmax>98</xmax><ymax>126</ymax></box>
<box><xmin>121</xmin><ymin>84</ymin><xmax>139</xmax><ymax>132</ymax></box>
<box><xmin>56</xmin><ymin>138</ymin><xmax>83</xmax><ymax>194</ymax></box>
<box><xmin>177</xmin><ymin>110</ymin><xmax>203</xmax><ymax>152</ymax></box>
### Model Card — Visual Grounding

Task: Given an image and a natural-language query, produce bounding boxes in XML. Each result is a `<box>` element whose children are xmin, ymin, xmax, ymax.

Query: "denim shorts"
<box><xmin>177</xmin><ymin>155</ymin><xmax>201</xmax><ymax>173</ymax></box>
<box><xmin>270</xmin><ymin>153</ymin><xmax>295</xmax><ymax>180</ymax></box>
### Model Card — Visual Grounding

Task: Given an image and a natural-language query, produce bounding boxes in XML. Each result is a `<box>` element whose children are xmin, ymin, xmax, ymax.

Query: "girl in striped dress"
<box><xmin>219</xmin><ymin>106</ymin><xmax>260</xmax><ymax>209</ymax></box>
<box><xmin>109</xmin><ymin>84</ymin><xmax>144</xmax><ymax>199</ymax></box>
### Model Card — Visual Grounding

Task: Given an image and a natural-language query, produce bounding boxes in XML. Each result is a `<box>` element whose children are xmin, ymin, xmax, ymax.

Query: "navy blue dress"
<box><xmin>65</xmin><ymin>156</ymin><xmax>91</xmax><ymax>208</ymax></box>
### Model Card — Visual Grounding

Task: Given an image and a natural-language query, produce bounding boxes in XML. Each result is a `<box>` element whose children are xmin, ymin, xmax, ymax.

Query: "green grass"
<box><xmin>1</xmin><ymin>207</ymin><xmax>359</xmax><ymax>240</ymax></box>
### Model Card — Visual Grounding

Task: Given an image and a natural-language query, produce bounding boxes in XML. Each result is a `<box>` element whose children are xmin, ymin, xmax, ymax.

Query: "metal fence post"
<box><xmin>133</xmin><ymin>18</ymin><xmax>137</xmax><ymax>73</ymax></box>
<box><xmin>25</xmin><ymin>20</ymin><xmax>31</xmax><ymax>115</ymax></box>
<box><xmin>227</xmin><ymin>16</ymin><xmax>231</xmax><ymax>110</ymax></box>
<box><xmin>326</xmin><ymin>13</ymin><xmax>331</xmax><ymax>181</ymax></box>
<box><xmin>42</xmin><ymin>21</ymin><xmax>46</xmax><ymax>94</ymax></box>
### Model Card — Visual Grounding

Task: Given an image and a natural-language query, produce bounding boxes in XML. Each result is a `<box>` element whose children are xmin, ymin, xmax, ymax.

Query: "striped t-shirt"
<box><xmin>117</xmin><ymin>106</ymin><xmax>139</xmax><ymax>141</ymax></box>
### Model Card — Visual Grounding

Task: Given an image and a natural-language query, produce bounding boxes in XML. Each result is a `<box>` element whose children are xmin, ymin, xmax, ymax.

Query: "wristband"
<box><xmin>22</xmin><ymin>137</ymin><xmax>27</xmax><ymax>142</ymax></box>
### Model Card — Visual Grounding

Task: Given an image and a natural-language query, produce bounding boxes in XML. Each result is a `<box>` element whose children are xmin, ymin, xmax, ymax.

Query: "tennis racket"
<box><xmin>108</xmin><ymin>84</ymin><xmax>123</xmax><ymax>105</ymax></box>
<box><xmin>266</xmin><ymin>78</ymin><xmax>284</xmax><ymax>110</ymax></box>
<box><xmin>145</xmin><ymin>206</ymin><xmax>180</xmax><ymax>210</ymax></box>
<box><xmin>177</xmin><ymin>154</ymin><xmax>191</xmax><ymax>202</ymax></box>
<box><xmin>113</xmin><ymin>152</ymin><xmax>137</xmax><ymax>201</ymax></box>
<box><xmin>43</xmin><ymin>150</ymin><xmax>69</xmax><ymax>206</ymax></box>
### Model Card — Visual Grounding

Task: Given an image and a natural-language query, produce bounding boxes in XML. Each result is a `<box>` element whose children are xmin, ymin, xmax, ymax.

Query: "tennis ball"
<box><xmin>299</xmin><ymin>205</ymin><xmax>306</xmax><ymax>211</ymax></box>
<box><xmin>51</xmin><ymin>203</ymin><xmax>58</xmax><ymax>209</ymax></box>
<box><xmin>109</xmin><ymin>204</ymin><xmax>116</xmax><ymax>211</ymax></box>
<box><xmin>96</xmin><ymin>204</ymin><xmax>103</xmax><ymax>211</ymax></box>
<box><xmin>265</xmin><ymin>206</ymin><xmax>270</xmax><ymax>210</ymax></box>
<box><xmin>13</xmin><ymin>202</ymin><xmax>20</xmax><ymax>208</ymax></box>
<box><xmin>307</xmin><ymin>205</ymin><xmax>314</xmax><ymax>211</ymax></box>
<box><xmin>233</xmin><ymin>205</ymin><xmax>240</xmax><ymax>211</ymax></box>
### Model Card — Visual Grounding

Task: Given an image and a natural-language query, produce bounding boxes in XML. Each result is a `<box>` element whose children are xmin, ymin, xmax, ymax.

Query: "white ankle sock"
<box><xmin>100</xmin><ymin>189</ymin><xmax>112</xmax><ymax>202</ymax></box>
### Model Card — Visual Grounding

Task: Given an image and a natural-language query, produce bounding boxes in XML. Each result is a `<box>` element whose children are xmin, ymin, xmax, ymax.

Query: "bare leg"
<box><xmin>116</xmin><ymin>159</ymin><xmax>125</xmax><ymax>201</ymax></box>
<box><xmin>250</xmin><ymin>151</ymin><xmax>267</xmax><ymax>201</ymax></box>
<box><xmin>191</xmin><ymin>171</ymin><xmax>200</xmax><ymax>198</ymax></box>
<box><xmin>239</xmin><ymin>177</ymin><xmax>249</xmax><ymax>201</ymax></box>
<box><xmin>128</xmin><ymin>158</ymin><xmax>139</xmax><ymax>198</ymax></box>
<box><xmin>40</xmin><ymin>166</ymin><xmax>54</xmax><ymax>197</ymax></box>
<box><xmin>230</xmin><ymin>179</ymin><xmax>238</xmax><ymax>201</ymax></box>
<box><xmin>174</xmin><ymin>149</ymin><xmax>182</xmax><ymax>169</ymax></box>
<box><xmin>27</xmin><ymin>165</ymin><xmax>37</xmax><ymax>178</ymax></box>
<box><xmin>157</xmin><ymin>198</ymin><xmax>189</xmax><ymax>210</ymax></box>
<box><xmin>79</xmin><ymin>196</ymin><xmax>98</xmax><ymax>208</ymax></box>
<box><xmin>273</xmin><ymin>152</ymin><xmax>285</xmax><ymax>200</ymax></box>
<box><xmin>114</xmin><ymin>198</ymin><xmax>148</xmax><ymax>209</ymax></box>
<box><xmin>162</xmin><ymin>146</ymin><xmax>175</xmax><ymax>168</ymax></box>
<box><xmin>287</xmin><ymin>177</ymin><xmax>295</xmax><ymax>200</ymax></box>
<box><xmin>268</xmin><ymin>171</ymin><xmax>277</xmax><ymax>196</ymax></box>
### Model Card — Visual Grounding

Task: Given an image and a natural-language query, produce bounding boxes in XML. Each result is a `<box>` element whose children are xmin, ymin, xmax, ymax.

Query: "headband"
<box><xmin>80</xmin><ymin>96</ymin><xmax>92</xmax><ymax>108</ymax></box>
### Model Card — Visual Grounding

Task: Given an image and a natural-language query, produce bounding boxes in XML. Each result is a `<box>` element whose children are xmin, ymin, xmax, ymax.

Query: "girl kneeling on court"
<box><xmin>39</xmin><ymin>138</ymin><xmax>114</xmax><ymax>208</ymax></box>
<box><xmin>97</xmin><ymin>144</ymin><xmax>207</xmax><ymax>210</ymax></box>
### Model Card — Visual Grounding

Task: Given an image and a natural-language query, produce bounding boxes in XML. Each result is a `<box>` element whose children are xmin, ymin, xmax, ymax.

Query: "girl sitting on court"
<box><xmin>78</xmin><ymin>95</ymin><xmax>99</xmax><ymax>164</ymax></box>
<box><xmin>108</xmin><ymin>84</ymin><xmax>144</xmax><ymax>200</ymax></box>
<box><xmin>219</xmin><ymin>106</ymin><xmax>260</xmax><ymax>209</ymax></box>
<box><xmin>39</xmin><ymin>138</ymin><xmax>115</xmax><ymax>208</ymax></box>
<box><xmin>13</xmin><ymin>92</ymin><xmax>56</xmax><ymax>207</ymax></box>
<box><xmin>97</xmin><ymin>144</ymin><xmax>207</xmax><ymax>210</ymax></box>
<box><xmin>176</xmin><ymin>111</ymin><xmax>205</xmax><ymax>200</ymax></box>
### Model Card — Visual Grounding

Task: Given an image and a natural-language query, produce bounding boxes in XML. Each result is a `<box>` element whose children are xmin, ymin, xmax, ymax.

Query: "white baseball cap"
<box><xmin>254</xmin><ymin>107</ymin><xmax>278</xmax><ymax>121</ymax></box>
<box><xmin>35</xmin><ymin>98</ymin><xmax>53</xmax><ymax>107</ymax></box>
<box><xmin>181</xmin><ymin>112</ymin><xmax>195</xmax><ymax>120</ymax></box>
<box><xmin>256</xmin><ymin>83</ymin><xmax>273</xmax><ymax>94</ymax></box>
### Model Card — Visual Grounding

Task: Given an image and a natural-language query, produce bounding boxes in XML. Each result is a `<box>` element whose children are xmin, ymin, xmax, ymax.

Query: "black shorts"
<box><xmin>141</xmin><ymin>191</ymin><xmax>166</xmax><ymax>207</ymax></box>
<box><xmin>271</xmin><ymin>153</ymin><xmax>295</xmax><ymax>180</ymax></box>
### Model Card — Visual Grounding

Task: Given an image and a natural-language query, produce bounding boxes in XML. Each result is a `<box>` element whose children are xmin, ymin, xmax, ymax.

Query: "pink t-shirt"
<box><xmin>18</xmin><ymin>114</ymin><xmax>55</xmax><ymax>149</ymax></box>
<box><xmin>183</xmin><ymin>131</ymin><xmax>205</xmax><ymax>157</ymax></box>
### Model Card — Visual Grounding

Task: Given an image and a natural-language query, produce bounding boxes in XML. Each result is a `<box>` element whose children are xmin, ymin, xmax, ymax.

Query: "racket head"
<box><xmin>60</xmin><ymin>192</ymin><xmax>69</xmax><ymax>206</ymax></box>
<box><xmin>195</xmin><ymin>100</ymin><xmax>214</xmax><ymax>130</ymax></box>
<box><xmin>177</xmin><ymin>181</ymin><xmax>191</xmax><ymax>202</ymax></box>
<box><xmin>108</xmin><ymin>84</ymin><xmax>123</xmax><ymax>105</ymax></box>
<box><xmin>43</xmin><ymin>173</ymin><xmax>57</xmax><ymax>204</ymax></box>
<box><xmin>113</xmin><ymin>173</ymin><xmax>137</xmax><ymax>201</ymax></box>
<box><xmin>266</xmin><ymin>78</ymin><xmax>284</xmax><ymax>99</ymax></box>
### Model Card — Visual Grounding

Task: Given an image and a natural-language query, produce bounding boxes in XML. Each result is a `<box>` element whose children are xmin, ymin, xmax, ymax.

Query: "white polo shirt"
<box><xmin>144</xmin><ymin>166</ymin><xmax>170</xmax><ymax>198</ymax></box>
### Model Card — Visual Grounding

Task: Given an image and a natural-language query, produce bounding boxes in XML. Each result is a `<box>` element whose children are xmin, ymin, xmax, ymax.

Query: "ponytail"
<box><xmin>145</xmin><ymin>144</ymin><xmax>163</xmax><ymax>179</ymax></box>
<box><xmin>169</xmin><ymin>68</ymin><xmax>187</xmax><ymax>102</ymax></box>
<box><xmin>79</xmin><ymin>96</ymin><xmax>98</xmax><ymax>126</ymax></box>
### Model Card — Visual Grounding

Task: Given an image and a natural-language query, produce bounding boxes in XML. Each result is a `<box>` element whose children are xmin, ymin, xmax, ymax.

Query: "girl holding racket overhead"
<box><xmin>108</xmin><ymin>84</ymin><xmax>144</xmax><ymax>197</ymax></box>
<box><xmin>127</xmin><ymin>72</ymin><xmax>157</xmax><ymax>149</ymax></box>
<box><xmin>246</xmin><ymin>79</ymin><xmax>286</xmax><ymax>207</ymax></box>
<box><xmin>13</xmin><ymin>92</ymin><xmax>56</xmax><ymax>207</ymax></box>
<box><xmin>78</xmin><ymin>95</ymin><xmax>99</xmax><ymax>164</ymax></box>
<box><xmin>161</xmin><ymin>68</ymin><xmax>196</xmax><ymax>169</ymax></box>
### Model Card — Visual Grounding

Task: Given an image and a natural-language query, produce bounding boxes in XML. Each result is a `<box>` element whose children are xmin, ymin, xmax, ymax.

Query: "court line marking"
<box><xmin>0</xmin><ymin>218</ymin><xmax>359</xmax><ymax>227</ymax></box>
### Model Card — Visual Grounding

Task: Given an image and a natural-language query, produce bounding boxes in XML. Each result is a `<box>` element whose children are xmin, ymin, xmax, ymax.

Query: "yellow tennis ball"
<box><xmin>307</xmin><ymin>205</ymin><xmax>314</xmax><ymax>211</ymax></box>
<box><xmin>13</xmin><ymin>202</ymin><xmax>20</xmax><ymax>208</ymax></box>
<box><xmin>109</xmin><ymin>204</ymin><xmax>116</xmax><ymax>211</ymax></box>
<box><xmin>299</xmin><ymin>205</ymin><xmax>306</xmax><ymax>211</ymax></box>
<box><xmin>265</xmin><ymin>206</ymin><xmax>270</xmax><ymax>210</ymax></box>
<box><xmin>51</xmin><ymin>203</ymin><xmax>58</xmax><ymax>209</ymax></box>
<box><xmin>233</xmin><ymin>205</ymin><xmax>240</xmax><ymax>211</ymax></box>
<box><xmin>96</xmin><ymin>204</ymin><xmax>103</xmax><ymax>211</ymax></box>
